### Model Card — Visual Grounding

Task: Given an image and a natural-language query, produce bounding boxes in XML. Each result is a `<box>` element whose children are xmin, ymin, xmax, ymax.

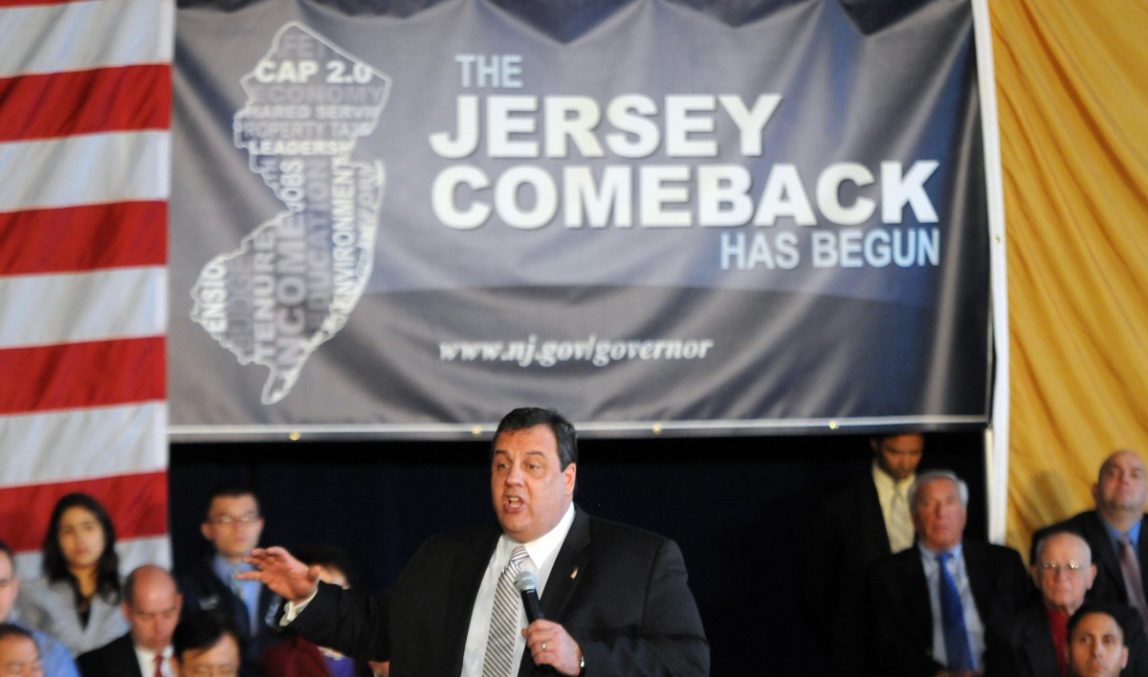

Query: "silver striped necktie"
<box><xmin>482</xmin><ymin>545</ymin><xmax>530</xmax><ymax>677</ymax></box>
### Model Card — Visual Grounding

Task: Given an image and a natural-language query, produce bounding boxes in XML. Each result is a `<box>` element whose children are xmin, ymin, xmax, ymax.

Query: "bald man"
<box><xmin>1032</xmin><ymin>450</ymin><xmax>1148</xmax><ymax>622</ymax></box>
<box><xmin>1010</xmin><ymin>531</ymin><xmax>1148</xmax><ymax>676</ymax></box>
<box><xmin>78</xmin><ymin>565</ymin><xmax>182</xmax><ymax>677</ymax></box>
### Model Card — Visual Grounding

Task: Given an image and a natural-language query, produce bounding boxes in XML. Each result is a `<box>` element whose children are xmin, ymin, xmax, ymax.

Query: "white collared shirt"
<box><xmin>918</xmin><ymin>542</ymin><xmax>985</xmax><ymax>671</ymax></box>
<box><xmin>134</xmin><ymin>644</ymin><xmax>172</xmax><ymax>677</ymax></box>
<box><xmin>460</xmin><ymin>503</ymin><xmax>577</xmax><ymax>677</ymax></box>
<box><xmin>282</xmin><ymin>504</ymin><xmax>578</xmax><ymax>677</ymax></box>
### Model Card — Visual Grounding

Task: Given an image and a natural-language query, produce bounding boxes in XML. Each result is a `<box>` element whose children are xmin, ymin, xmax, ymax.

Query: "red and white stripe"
<box><xmin>0</xmin><ymin>0</ymin><xmax>173</xmax><ymax>580</ymax></box>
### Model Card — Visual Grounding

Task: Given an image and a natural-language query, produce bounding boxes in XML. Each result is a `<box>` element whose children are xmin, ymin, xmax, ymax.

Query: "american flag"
<box><xmin>0</xmin><ymin>0</ymin><xmax>172</xmax><ymax>579</ymax></box>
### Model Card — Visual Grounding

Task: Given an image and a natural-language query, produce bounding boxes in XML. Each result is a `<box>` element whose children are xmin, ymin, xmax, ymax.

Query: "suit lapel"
<box><xmin>114</xmin><ymin>634</ymin><xmax>146</xmax><ymax>677</ymax></box>
<box><xmin>859</xmin><ymin>477</ymin><xmax>893</xmax><ymax>557</ymax></box>
<box><xmin>963</xmin><ymin>542</ymin><xmax>993</xmax><ymax>618</ymax></box>
<box><xmin>449</xmin><ymin>528</ymin><xmax>503</xmax><ymax>675</ymax></box>
<box><xmin>902</xmin><ymin>550</ymin><xmax>934</xmax><ymax>650</ymax></box>
<box><xmin>1085</xmin><ymin>513</ymin><xmax>1124</xmax><ymax>594</ymax></box>
<box><xmin>540</xmin><ymin>510</ymin><xmax>591</xmax><ymax>621</ymax></box>
<box><xmin>516</xmin><ymin>510</ymin><xmax>591</xmax><ymax>677</ymax></box>
<box><xmin>1018</xmin><ymin>604</ymin><xmax>1058</xmax><ymax>675</ymax></box>
<box><xmin>1138</xmin><ymin>516</ymin><xmax>1148</xmax><ymax>591</ymax></box>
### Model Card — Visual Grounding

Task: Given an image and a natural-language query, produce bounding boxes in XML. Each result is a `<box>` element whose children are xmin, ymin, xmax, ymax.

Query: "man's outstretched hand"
<box><xmin>240</xmin><ymin>546</ymin><xmax>321</xmax><ymax>603</ymax></box>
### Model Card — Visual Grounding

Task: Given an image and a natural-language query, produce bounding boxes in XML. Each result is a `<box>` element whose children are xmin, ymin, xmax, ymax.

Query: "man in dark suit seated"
<box><xmin>868</xmin><ymin>469</ymin><xmax>1030</xmax><ymax>676</ymax></box>
<box><xmin>243</xmin><ymin>406</ymin><xmax>709</xmax><ymax>676</ymax></box>
<box><xmin>77</xmin><ymin>565</ymin><xmax>182</xmax><ymax>677</ymax></box>
<box><xmin>1032</xmin><ymin>450</ymin><xmax>1148</xmax><ymax>630</ymax></box>
<box><xmin>1013</xmin><ymin>530</ymin><xmax>1148</xmax><ymax>676</ymax></box>
<box><xmin>812</xmin><ymin>433</ymin><xmax>925</xmax><ymax>674</ymax></box>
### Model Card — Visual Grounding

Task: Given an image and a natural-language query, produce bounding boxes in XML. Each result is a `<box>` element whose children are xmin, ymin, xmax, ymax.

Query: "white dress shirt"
<box><xmin>283</xmin><ymin>503</ymin><xmax>578</xmax><ymax>677</ymax></box>
<box><xmin>918</xmin><ymin>542</ymin><xmax>985</xmax><ymax>671</ymax></box>
<box><xmin>134</xmin><ymin>645</ymin><xmax>173</xmax><ymax>677</ymax></box>
<box><xmin>461</xmin><ymin>504</ymin><xmax>576</xmax><ymax>677</ymax></box>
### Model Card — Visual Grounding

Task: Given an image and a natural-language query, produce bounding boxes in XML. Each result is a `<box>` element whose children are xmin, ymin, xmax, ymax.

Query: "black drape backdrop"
<box><xmin>170</xmin><ymin>431</ymin><xmax>986</xmax><ymax>674</ymax></box>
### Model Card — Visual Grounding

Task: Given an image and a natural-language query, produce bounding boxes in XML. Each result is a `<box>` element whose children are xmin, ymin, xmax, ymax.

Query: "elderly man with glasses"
<box><xmin>1032</xmin><ymin>450</ymin><xmax>1148</xmax><ymax>627</ymax></box>
<box><xmin>1011</xmin><ymin>531</ymin><xmax>1148</xmax><ymax>676</ymax></box>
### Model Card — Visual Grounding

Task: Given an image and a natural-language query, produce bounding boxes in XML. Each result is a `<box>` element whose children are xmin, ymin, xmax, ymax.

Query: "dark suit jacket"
<box><xmin>808</xmin><ymin>474</ymin><xmax>892</xmax><ymax>675</ymax></box>
<box><xmin>289</xmin><ymin>510</ymin><xmax>709</xmax><ymax>676</ymax></box>
<box><xmin>868</xmin><ymin>541</ymin><xmax>1031</xmax><ymax>677</ymax></box>
<box><xmin>1031</xmin><ymin>511</ymin><xmax>1148</xmax><ymax>607</ymax></box>
<box><xmin>1008</xmin><ymin>601</ymin><xmax>1060</xmax><ymax>677</ymax></box>
<box><xmin>76</xmin><ymin>634</ymin><xmax>143</xmax><ymax>677</ymax></box>
<box><xmin>1009</xmin><ymin>598</ymin><xmax>1148</xmax><ymax>677</ymax></box>
<box><xmin>177</xmin><ymin>555</ymin><xmax>282</xmax><ymax>676</ymax></box>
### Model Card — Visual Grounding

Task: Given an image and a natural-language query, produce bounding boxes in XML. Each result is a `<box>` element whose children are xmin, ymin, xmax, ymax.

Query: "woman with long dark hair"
<box><xmin>16</xmin><ymin>493</ymin><xmax>129</xmax><ymax>655</ymax></box>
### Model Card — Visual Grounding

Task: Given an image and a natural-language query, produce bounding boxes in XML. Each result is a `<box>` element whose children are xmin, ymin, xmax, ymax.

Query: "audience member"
<box><xmin>172</xmin><ymin>611</ymin><xmax>241</xmax><ymax>677</ymax></box>
<box><xmin>813</xmin><ymin>432</ymin><xmax>925</xmax><ymax>673</ymax></box>
<box><xmin>0</xmin><ymin>623</ymin><xmax>43</xmax><ymax>677</ymax></box>
<box><xmin>177</xmin><ymin>484</ymin><xmax>279</xmax><ymax>675</ymax></box>
<box><xmin>868</xmin><ymin>469</ymin><xmax>1029</xmax><ymax>676</ymax></box>
<box><xmin>1032</xmin><ymin>450</ymin><xmax>1148</xmax><ymax>631</ymax></box>
<box><xmin>261</xmin><ymin>545</ymin><xmax>373</xmax><ymax>676</ymax></box>
<box><xmin>0</xmin><ymin>541</ymin><xmax>77</xmax><ymax>675</ymax></box>
<box><xmin>243</xmin><ymin>407</ymin><xmax>709</xmax><ymax>676</ymax></box>
<box><xmin>1010</xmin><ymin>531</ymin><xmax>1148</xmax><ymax>676</ymax></box>
<box><xmin>1067</xmin><ymin>605</ymin><xmax>1130</xmax><ymax>677</ymax></box>
<box><xmin>16</xmin><ymin>493</ymin><xmax>128</xmax><ymax>655</ymax></box>
<box><xmin>77</xmin><ymin>564</ymin><xmax>182</xmax><ymax>677</ymax></box>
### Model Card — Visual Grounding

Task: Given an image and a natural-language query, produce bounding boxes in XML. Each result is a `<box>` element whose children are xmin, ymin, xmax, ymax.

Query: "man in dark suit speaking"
<box><xmin>242</xmin><ymin>407</ymin><xmax>709</xmax><ymax>676</ymax></box>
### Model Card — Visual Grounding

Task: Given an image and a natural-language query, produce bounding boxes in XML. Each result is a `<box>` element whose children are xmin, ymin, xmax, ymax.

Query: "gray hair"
<box><xmin>1033</xmin><ymin>530</ymin><xmax>1093</xmax><ymax>565</ymax></box>
<box><xmin>908</xmin><ymin>469</ymin><xmax>969</xmax><ymax>517</ymax></box>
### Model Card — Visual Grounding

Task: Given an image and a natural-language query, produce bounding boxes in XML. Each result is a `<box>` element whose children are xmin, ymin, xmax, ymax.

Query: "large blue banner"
<box><xmin>169</xmin><ymin>0</ymin><xmax>989</xmax><ymax>437</ymax></box>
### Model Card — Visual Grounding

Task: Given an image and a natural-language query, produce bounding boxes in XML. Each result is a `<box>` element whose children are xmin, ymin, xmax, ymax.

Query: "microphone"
<box><xmin>514</xmin><ymin>568</ymin><xmax>545</xmax><ymax>623</ymax></box>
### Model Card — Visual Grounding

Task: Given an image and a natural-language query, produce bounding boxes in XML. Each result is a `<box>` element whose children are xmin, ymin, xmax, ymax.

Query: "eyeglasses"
<box><xmin>1038</xmin><ymin>561</ymin><xmax>1085</xmax><ymax>573</ymax></box>
<box><xmin>207</xmin><ymin>513</ymin><xmax>260</xmax><ymax>526</ymax></box>
<box><xmin>1</xmin><ymin>661</ymin><xmax>43</xmax><ymax>675</ymax></box>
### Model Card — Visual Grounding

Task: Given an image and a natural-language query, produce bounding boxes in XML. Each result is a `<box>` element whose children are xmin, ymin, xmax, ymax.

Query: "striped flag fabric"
<box><xmin>0</xmin><ymin>0</ymin><xmax>172</xmax><ymax>580</ymax></box>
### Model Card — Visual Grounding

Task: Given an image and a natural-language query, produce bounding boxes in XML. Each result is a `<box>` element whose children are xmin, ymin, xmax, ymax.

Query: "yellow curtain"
<box><xmin>992</xmin><ymin>0</ymin><xmax>1148</xmax><ymax>557</ymax></box>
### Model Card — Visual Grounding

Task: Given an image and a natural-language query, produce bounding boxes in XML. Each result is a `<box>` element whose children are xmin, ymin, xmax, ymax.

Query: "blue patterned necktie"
<box><xmin>937</xmin><ymin>551</ymin><xmax>974</xmax><ymax>671</ymax></box>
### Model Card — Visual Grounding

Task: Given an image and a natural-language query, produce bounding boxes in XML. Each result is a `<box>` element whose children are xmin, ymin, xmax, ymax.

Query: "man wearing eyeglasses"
<box><xmin>176</xmin><ymin>485</ymin><xmax>279</xmax><ymax>676</ymax></box>
<box><xmin>1032</xmin><ymin>450</ymin><xmax>1148</xmax><ymax>633</ymax></box>
<box><xmin>0</xmin><ymin>542</ymin><xmax>75</xmax><ymax>676</ymax></box>
<box><xmin>0</xmin><ymin>624</ymin><xmax>43</xmax><ymax>677</ymax></box>
<box><xmin>1015</xmin><ymin>532</ymin><xmax>1148</xmax><ymax>676</ymax></box>
<box><xmin>78</xmin><ymin>565</ymin><xmax>182</xmax><ymax>677</ymax></box>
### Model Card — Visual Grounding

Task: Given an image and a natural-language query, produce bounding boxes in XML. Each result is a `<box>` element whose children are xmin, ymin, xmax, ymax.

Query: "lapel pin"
<box><xmin>570</xmin><ymin>566</ymin><xmax>579</xmax><ymax>580</ymax></box>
